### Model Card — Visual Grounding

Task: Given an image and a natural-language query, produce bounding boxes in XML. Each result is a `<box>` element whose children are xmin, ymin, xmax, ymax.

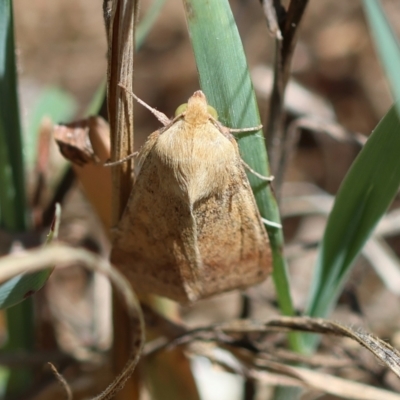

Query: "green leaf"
<box><xmin>182</xmin><ymin>0</ymin><xmax>301</xmax><ymax>351</ymax></box>
<box><xmin>0</xmin><ymin>271</ymin><xmax>53</xmax><ymax>309</ymax></box>
<box><xmin>24</xmin><ymin>87</ymin><xmax>77</xmax><ymax>169</ymax></box>
<box><xmin>305</xmin><ymin>104</ymin><xmax>400</xmax><ymax>349</ymax></box>
<box><xmin>0</xmin><ymin>204</ymin><xmax>61</xmax><ymax>310</ymax></box>
<box><xmin>84</xmin><ymin>80</ymin><xmax>106</xmax><ymax>116</ymax></box>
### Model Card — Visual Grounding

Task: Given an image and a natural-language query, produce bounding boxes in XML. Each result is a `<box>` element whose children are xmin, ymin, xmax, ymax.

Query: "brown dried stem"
<box><xmin>263</xmin><ymin>0</ymin><xmax>309</xmax><ymax>194</ymax></box>
<box><xmin>104</xmin><ymin>0</ymin><xmax>139</xmax><ymax>224</ymax></box>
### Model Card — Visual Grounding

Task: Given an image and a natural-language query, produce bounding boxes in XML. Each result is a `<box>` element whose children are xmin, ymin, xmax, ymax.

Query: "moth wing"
<box><xmin>111</xmin><ymin>126</ymin><xmax>202</xmax><ymax>303</ymax></box>
<box><xmin>192</xmin><ymin>151</ymin><xmax>272</xmax><ymax>298</ymax></box>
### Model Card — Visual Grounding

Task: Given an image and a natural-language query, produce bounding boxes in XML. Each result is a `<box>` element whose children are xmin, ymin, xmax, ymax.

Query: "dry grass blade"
<box><xmin>260</xmin><ymin>0</ymin><xmax>283</xmax><ymax>39</ymax></box>
<box><xmin>104</xmin><ymin>0</ymin><xmax>139</xmax><ymax>223</ymax></box>
<box><xmin>104</xmin><ymin>3</ymin><xmax>141</xmax><ymax>398</ymax></box>
<box><xmin>251</xmin><ymin>361</ymin><xmax>400</xmax><ymax>400</ymax></box>
<box><xmin>221</xmin><ymin>317</ymin><xmax>400</xmax><ymax>378</ymax></box>
<box><xmin>48</xmin><ymin>362</ymin><xmax>73</xmax><ymax>400</ymax></box>
<box><xmin>191</xmin><ymin>338</ymin><xmax>400</xmax><ymax>400</ymax></box>
<box><xmin>147</xmin><ymin>316</ymin><xmax>400</xmax><ymax>379</ymax></box>
<box><xmin>0</xmin><ymin>244</ymin><xmax>145</xmax><ymax>400</ymax></box>
<box><xmin>258</xmin><ymin>348</ymin><xmax>352</xmax><ymax>369</ymax></box>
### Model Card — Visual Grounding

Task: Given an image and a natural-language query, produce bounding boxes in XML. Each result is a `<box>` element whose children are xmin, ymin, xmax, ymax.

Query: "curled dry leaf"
<box><xmin>53</xmin><ymin>116</ymin><xmax>113</xmax><ymax>230</ymax></box>
<box><xmin>53</xmin><ymin>116</ymin><xmax>111</xmax><ymax>167</ymax></box>
<box><xmin>54</xmin><ymin>119</ymin><xmax>99</xmax><ymax>166</ymax></box>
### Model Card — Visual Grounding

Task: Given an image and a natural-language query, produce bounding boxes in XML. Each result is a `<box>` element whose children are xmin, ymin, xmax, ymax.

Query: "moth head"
<box><xmin>176</xmin><ymin>91</ymin><xmax>218</xmax><ymax>126</ymax></box>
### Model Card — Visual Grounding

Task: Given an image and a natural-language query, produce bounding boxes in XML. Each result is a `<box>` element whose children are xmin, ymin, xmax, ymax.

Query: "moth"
<box><xmin>111</xmin><ymin>90</ymin><xmax>272</xmax><ymax>303</ymax></box>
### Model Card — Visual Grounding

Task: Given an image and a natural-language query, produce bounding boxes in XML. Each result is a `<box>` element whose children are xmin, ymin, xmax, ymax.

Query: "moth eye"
<box><xmin>175</xmin><ymin>103</ymin><xmax>188</xmax><ymax>116</ymax></box>
<box><xmin>207</xmin><ymin>105</ymin><xmax>218</xmax><ymax>119</ymax></box>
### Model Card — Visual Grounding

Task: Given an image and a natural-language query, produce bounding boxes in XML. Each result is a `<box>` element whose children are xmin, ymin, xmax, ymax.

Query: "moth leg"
<box><xmin>209</xmin><ymin>116</ymin><xmax>262</xmax><ymax>134</ymax></box>
<box><xmin>229</xmin><ymin>124</ymin><xmax>263</xmax><ymax>133</ymax></box>
<box><xmin>104</xmin><ymin>151</ymin><xmax>139</xmax><ymax>167</ymax></box>
<box><xmin>118</xmin><ymin>83</ymin><xmax>171</xmax><ymax>126</ymax></box>
<box><xmin>241</xmin><ymin>160</ymin><xmax>274</xmax><ymax>182</ymax></box>
<box><xmin>261</xmin><ymin>217</ymin><xmax>282</xmax><ymax>228</ymax></box>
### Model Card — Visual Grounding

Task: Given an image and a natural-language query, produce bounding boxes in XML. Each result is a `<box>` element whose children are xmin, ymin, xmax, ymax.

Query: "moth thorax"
<box><xmin>185</xmin><ymin>94</ymin><xmax>209</xmax><ymax>126</ymax></box>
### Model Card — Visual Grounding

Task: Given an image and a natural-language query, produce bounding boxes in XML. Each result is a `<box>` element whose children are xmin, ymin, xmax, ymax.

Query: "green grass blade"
<box><xmin>0</xmin><ymin>5</ymin><xmax>65</xmax><ymax>312</ymax></box>
<box><xmin>0</xmin><ymin>116</ymin><xmax>17</xmax><ymax>229</ymax></box>
<box><xmin>136</xmin><ymin>0</ymin><xmax>167</xmax><ymax>49</ymax></box>
<box><xmin>0</xmin><ymin>0</ymin><xmax>27</xmax><ymax>231</ymax></box>
<box><xmin>84</xmin><ymin>80</ymin><xmax>106</xmax><ymax>116</ymax></box>
<box><xmin>0</xmin><ymin>205</ymin><xmax>61</xmax><ymax>394</ymax></box>
<box><xmin>2</xmin><ymin>301</ymin><xmax>34</xmax><ymax>393</ymax></box>
<box><xmin>305</xmin><ymin>104</ymin><xmax>400</xmax><ymax>349</ymax></box>
<box><xmin>363</xmin><ymin>0</ymin><xmax>400</xmax><ymax>117</ymax></box>
<box><xmin>182</xmin><ymin>0</ymin><xmax>300</xmax><ymax>351</ymax></box>
<box><xmin>0</xmin><ymin>0</ymin><xmax>34</xmax><ymax>393</ymax></box>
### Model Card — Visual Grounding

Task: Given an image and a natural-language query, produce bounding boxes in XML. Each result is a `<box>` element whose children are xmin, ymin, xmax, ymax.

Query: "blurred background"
<box><xmin>15</xmin><ymin>1</ymin><xmax>394</xmax><ymax>137</ymax></box>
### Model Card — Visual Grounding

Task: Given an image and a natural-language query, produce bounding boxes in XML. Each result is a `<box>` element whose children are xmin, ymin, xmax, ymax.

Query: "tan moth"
<box><xmin>111</xmin><ymin>90</ymin><xmax>272</xmax><ymax>303</ymax></box>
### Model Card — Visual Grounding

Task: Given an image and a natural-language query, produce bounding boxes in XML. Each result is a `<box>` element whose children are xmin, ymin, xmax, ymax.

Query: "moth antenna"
<box><xmin>229</xmin><ymin>124</ymin><xmax>263</xmax><ymax>133</ymax></box>
<box><xmin>118</xmin><ymin>83</ymin><xmax>171</xmax><ymax>126</ymax></box>
<box><xmin>104</xmin><ymin>151</ymin><xmax>139</xmax><ymax>167</ymax></box>
<box><xmin>261</xmin><ymin>217</ymin><xmax>282</xmax><ymax>229</ymax></box>
<box><xmin>242</xmin><ymin>160</ymin><xmax>274</xmax><ymax>182</ymax></box>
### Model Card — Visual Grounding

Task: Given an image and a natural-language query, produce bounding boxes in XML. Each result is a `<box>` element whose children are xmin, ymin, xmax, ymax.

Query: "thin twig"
<box><xmin>48</xmin><ymin>362</ymin><xmax>73</xmax><ymax>400</ymax></box>
<box><xmin>264</xmin><ymin>0</ymin><xmax>310</xmax><ymax>196</ymax></box>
